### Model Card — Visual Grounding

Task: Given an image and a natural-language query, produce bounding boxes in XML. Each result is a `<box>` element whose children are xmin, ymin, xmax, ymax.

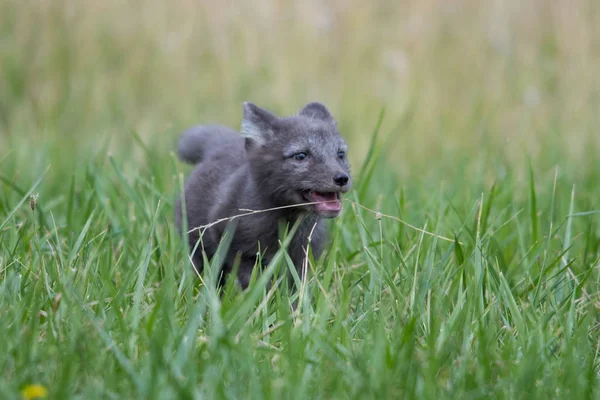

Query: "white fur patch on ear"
<box><xmin>241</xmin><ymin>118</ymin><xmax>269</xmax><ymax>146</ymax></box>
<box><xmin>241</xmin><ymin>102</ymin><xmax>277</xmax><ymax>147</ymax></box>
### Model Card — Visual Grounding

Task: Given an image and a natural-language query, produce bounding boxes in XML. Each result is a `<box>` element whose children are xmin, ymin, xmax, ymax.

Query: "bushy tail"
<box><xmin>177</xmin><ymin>125</ymin><xmax>241</xmax><ymax>164</ymax></box>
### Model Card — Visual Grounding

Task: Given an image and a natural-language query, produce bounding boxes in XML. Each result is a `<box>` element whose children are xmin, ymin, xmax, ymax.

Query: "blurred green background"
<box><xmin>2</xmin><ymin>0</ymin><xmax>599</xmax><ymax>184</ymax></box>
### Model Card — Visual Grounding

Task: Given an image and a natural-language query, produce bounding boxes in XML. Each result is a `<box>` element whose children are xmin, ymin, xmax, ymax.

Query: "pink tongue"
<box><xmin>306</xmin><ymin>192</ymin><xmax>341</xmax><ymax>212</ymax></box>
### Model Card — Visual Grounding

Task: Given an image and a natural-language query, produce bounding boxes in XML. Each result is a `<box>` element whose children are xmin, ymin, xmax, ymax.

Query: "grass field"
<box><xmin>1</xmin><ymin>0</ymin><xmax>600</xmax><ymax>398</ymax></box>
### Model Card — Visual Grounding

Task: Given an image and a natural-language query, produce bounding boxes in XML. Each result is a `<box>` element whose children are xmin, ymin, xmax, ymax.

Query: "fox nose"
<box><xmin>333</xmin><ymin>173</ymin><xmax>349</xmax><ymax>187</ymax></box>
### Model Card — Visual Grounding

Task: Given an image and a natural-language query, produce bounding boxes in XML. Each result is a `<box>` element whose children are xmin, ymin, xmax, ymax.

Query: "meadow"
<box><xmin>1</xmin><ymin>0</ymin><xmax>600</xmax><ymax>398</ymax></box>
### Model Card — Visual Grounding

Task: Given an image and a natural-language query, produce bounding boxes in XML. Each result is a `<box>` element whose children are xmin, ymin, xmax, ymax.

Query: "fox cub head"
<box><xmin>241</xmin><ymin>102</ymin><xmax>352</xmax><ymax>218</ymax></box>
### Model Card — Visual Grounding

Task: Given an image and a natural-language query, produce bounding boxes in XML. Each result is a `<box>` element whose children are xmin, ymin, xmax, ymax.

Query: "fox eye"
<box><xmin>292</xmin><ymin>152</ymin><xmax>308</xmax><ymax>161</ymax></box>
<box><xmin>337</xmin><ymin>151</ymin><xmax>346</xmax><ymax>160</ymax></box>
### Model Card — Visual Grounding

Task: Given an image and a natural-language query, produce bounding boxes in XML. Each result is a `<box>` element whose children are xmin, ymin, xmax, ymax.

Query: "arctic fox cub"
<box><xmin>175</xmin><ymin>102</ymin><xmax>351</xmax><ymax>289</ymax></box>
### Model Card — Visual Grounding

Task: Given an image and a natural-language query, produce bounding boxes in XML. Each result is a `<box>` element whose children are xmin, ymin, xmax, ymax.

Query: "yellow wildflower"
<box><xmin>21</xmin><ymin>384</ymin><xmax>48</xmax><ymax>399</ymax></box>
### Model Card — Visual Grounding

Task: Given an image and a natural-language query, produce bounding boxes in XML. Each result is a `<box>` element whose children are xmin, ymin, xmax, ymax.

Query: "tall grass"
<box><xmin>1</xmin><ymin>0</ymin><xmax>599</xmax><ymax>398</ymax></box>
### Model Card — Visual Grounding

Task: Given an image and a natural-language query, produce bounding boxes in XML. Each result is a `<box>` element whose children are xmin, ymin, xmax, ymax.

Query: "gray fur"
<box><xmin>299</xmin><ymin>102</ymin><xmax>336</xmax><ymax>125</ymax></box>
<box><xmin>175</xmin><ymin>102</ymin><xmax>352</xmax><ymax>289</ymax></box>
<box><xmin>178</xmin><ymin>125</ymin><xmax>241</xmax><ymax>164</ymax></box>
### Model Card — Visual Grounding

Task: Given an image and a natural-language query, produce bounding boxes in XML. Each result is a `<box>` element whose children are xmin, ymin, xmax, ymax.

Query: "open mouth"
<box><xmin>302</xmin><ymin>191</ymin><xmax>342</xmax><ymax>215</ymax></box>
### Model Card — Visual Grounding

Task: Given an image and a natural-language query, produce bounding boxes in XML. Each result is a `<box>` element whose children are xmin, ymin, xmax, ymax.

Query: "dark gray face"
<box><xmin>242</xmin><ymin>102</ymin><xmax>352</xmax><ymax>218</ymax></box>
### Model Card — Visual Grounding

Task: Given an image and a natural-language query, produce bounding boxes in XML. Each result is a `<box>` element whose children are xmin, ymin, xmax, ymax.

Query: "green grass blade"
<box><xmin>528</xmin><ymin>159</ymin><xmax>539</xmax><ymax>244</ymax></box>
<box><xmin>0</xmin><ymin>166</ymin><xmax>50</xmax><ymax>231</ymax></box>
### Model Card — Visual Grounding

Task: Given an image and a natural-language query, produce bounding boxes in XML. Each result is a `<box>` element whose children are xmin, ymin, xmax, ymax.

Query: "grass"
<box><xmin>2</xmin><ymin>0</ymin><xmax>600</xmax><ymax>399</ymax></box>
<box><xmin>1</xmin><ymin>120</ymin><xmax>599</xmax><ymax>399</ymax></box>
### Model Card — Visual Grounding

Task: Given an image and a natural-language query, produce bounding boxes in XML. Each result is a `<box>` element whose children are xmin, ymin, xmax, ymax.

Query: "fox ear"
<box><xmin>299</xmin><ymin>102</ymin><xmax>336</xmax><ymax>125</ymax></box>
<box><xmin>241</xmin><ymin>102</ymin><xmax>277</xmax><ymax>148</ymax></box>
